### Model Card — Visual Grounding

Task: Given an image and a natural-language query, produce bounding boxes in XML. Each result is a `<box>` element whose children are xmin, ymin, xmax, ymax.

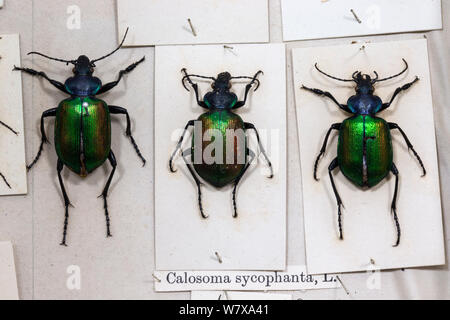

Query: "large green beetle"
<box><xmin>14</xmin><ymin>30</ymin><xmax>146</xmax><ymax>245</ymax></box>
<box><xmin>302</xmin><ymin>59</ymin><xmax>426</xmax><ymax>246</ymax></box>
<box><xmin>169</xmin><ymin>69</ymin><xmax>273</xmax><ymax>218</ymax></box>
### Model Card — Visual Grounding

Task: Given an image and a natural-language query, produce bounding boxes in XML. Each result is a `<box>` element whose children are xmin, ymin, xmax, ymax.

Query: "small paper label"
<box><xmin>154</xmin><ymin>266</ymin><xmax>340</xmax><ymax>292</ymax></box>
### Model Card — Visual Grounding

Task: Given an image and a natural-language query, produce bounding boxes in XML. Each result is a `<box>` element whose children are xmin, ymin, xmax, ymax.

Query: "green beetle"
<box><xmin>302</xmin><ymin>59</ymin><xmax>426</xmax><ymax>246</ymax></box>
<box><xmin>169</xmin><ymin>69</ymin><xmax>273</xmax><ymax>218</ymax></box>
<box><xmin>14</xmin><ymin>30</ymin><xmax>146</xmax><ymax>245</ymax></box>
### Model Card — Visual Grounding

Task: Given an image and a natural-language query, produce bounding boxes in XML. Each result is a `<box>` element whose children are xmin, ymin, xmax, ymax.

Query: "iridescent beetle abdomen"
<box><xmin>338</xmin><ymin>115</ymin><xmax>393</xmax><ymax>188</ymax></box>
<box><xmin>55</xmin><ymin>97</ymin><xmax>111</xmax><ymax>176</ymax></box>
<box><xmin>192</xmin><ymin>110</ymin><xmax>246</xmax><ymax>188</ymax></box>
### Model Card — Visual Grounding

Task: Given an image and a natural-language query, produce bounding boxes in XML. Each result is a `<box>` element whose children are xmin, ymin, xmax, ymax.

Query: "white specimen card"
<box><xmin>281</xmin><ymin>0</ymin><xmax>442</xmax><ymax>41</ymax></box>
<box><xmin>0</xmin><ymin>34</ymin><xmax>27</xmax><ymax>195</ymax></box>
<box><xmin>293</xmin><ymin>39</ymin><xmax>445</xmax><ymax>275</ymax></box>
<box><xmin>154</xmin><ymin>266</ymin><xmax>340</xmax><ymax>292</ymax></box>
<box><xmin>117</xmin><ymin>0</ymin><xmax>269</xmax><ymax>46</ymax></box>
<box><xmin>155</xmin><ymin>44</ymin><xmax>286</xmax><ymax>270</ymax></box>
<box><xmin>0</xmin><ymin>241</ymin><xmax>19</xmax><ymax>299</ymax></box>
<box><xmin>191</xmin><ymin>291</ymin><xmax>292</xmax><ymax>300</ymax></box>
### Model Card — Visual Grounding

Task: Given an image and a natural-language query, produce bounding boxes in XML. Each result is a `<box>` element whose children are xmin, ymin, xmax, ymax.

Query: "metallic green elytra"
<box><xmin>170</xmin><ymin>69</ymin><xmax>273</xmax><ymax>219</ymax></box>
<box><xmin>338</xmin><ymin>115</ymin><xmax>393</xmax><ymax>188</ymax></box>
<box><xmin>192</xmin><ymin>110</ymin><xmax>246</xmax><ymax>188</ymax></box>
<box><xmin>302</xmin><ymin>60</ymin><xmax>426</xmax><ymax>246</ymax></box>
<box><xmin>14</xmin><ymin>28</ymin><xmax>146</xmax><ymax>245</ymax></box>
<box><xmin>55</xmin><ymin>97</ymin><xmax>111</xmax><ymax>177</ymax></box>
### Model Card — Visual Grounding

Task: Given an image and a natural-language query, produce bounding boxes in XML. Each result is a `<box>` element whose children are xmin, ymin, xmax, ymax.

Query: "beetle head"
<box><xmin>212</xmin><ymin>72</ymin><xmax>232</xmax><ymax>90</ymax></box>
<box><xmin>353</xmin><ymin>72</ymin><xmax>375</xmax><ymax>94</ymax></box>
<box><xmin>72</xmin><ymin>55</ymin><xmax>95</xmax><ymax>75</ymax></box>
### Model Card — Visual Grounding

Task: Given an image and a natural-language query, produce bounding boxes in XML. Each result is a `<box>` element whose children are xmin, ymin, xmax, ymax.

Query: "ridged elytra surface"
<box><xmin>55</xmin><ymin>97</ymin><xmax>111</xmax><ymax>176</ymax></box>
<box><xmin>338</xmin><ymin>115</ymin><xmax>393</xmax><ymax>188</ymax></box>
<box><xmin>192</xmin><ymin>110</ymin><xmax>246</xmax><ymax>188</ymax></box>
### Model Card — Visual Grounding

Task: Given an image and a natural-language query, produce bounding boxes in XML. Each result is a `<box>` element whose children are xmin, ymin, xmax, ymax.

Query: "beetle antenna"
<box><xmin>231</xmin><ymin>70</ymin><xmax>263</xmax><ymax>90</ymax></box>
<box><xmin>373</xmin><ymin>59</ymin><xmax>409</xmax><ymax>82</ymax></box>
<box><xmin>315</xmin><ymin>63</ymin><xmax>354</xmax><ymax>82</ymax></box>
<box><xmin>91</xmin><ymin>27</ymin><xmax>129</xmax><ymax>63</ymax></box>
<box><xmin>372</xmin><ymin>71</ymin><xmax>379</xmax><ymax>82</ymax></box>
<box><xmin>27</xmin><ymin>52</ymin><xmax>75</xmax><ymax>65</ymax></box>
<box><xmin>181</xmin><ymin>74</ymin><xmax>216</xmax><ymax>91</ymax></box>
<box><xmin>231</xmin><ymin>76</ymin><xmax>261</xmax><ymax>91</ymax></box>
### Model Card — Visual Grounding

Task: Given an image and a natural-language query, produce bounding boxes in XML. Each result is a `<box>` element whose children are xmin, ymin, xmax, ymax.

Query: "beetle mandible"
<box><xmin>13</xmin><ymin>29</ymin><xmax>146</xmax><ymax>246</ymax></box>
<box><xmin>169</xmin><ymin>69</ymin><xmax>273</xmax><ymax>218</ymax></box>
<box><xmin>301</xmin><ymin>59</ymin><xmax>426</xmax><ymax>246</ymax></box>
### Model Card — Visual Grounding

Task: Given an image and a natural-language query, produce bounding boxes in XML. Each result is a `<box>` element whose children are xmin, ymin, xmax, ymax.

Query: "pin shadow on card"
<box><xmin>154</xmin><ymin>44</ymin><xmax>286</xmax><ymax>271</ymax></box>
<box><xmin>0</xmin><ymin>241</ymin><xmax>19</xmax><ymax>300</ymax></box>
<box><xmin>117</xmin><ymin>0</ymin><xmax>269</xmax><ymax>46</ymax></box>
<box><xmin>0</xmin><ymin>34</ymin><xmax>27</xmax><ymax>196</ymax></box>
<box><xmin>281</xmin><ymin>0</ymin><xmax>442</xmax><ymax>41</ymax></box>
<box><xmin>293</xmin><ymin>38</ymin><xmax>445</xmax><ymax>275</ymax></box>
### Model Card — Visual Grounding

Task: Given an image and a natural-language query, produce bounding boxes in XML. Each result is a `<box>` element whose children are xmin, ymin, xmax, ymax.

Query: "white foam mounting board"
<box><xmin>293</xmin><ymin>38</ymin><xmax>445</xmax><ymax>275</ymax></box>
<box><xmin>155</xmin><ymin>44</ymin><xmax>286</xmax><ymax>270</ymax></box>
<box><xmin>281</xmin><ymin>0</ymin><xmax>442</xmax><ymax>41</ymax></box>
<box><xmin>0</xmin><ymin>34</ymin><xmax>27</xmax><ymax>195</ymax></box>
<box><xmin>117</xmin><ymin>0</ymin><xmax>269</xmax><ymax>46</ymax></box>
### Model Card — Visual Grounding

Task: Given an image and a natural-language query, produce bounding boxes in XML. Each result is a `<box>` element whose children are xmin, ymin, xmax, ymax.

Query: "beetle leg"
<box><xmin>0</xmin><ymin>172</ymin><xmax>11</xmax><ymax>189</ymax></box>
<box><xmin>380</xmin><ymin>77</ymin><xmax>419</xmax><ymax>112</ymax></box>
<box><xmin>181</xmin><ymin>148</ymin><xmax>208</xmax><ymax>219</ymax></box>
<box><xmin>231</xmin><ymin>149</ymin><xmax>256</xmax><ymax>218</ymax></box>
<box><xmin>98</xmin><ymin>151</ymin><xmax>117</xmax><ymax>237</ymax></box>
<box><xmin>388</xmin><ymin>122</ymin><xmax>426</xmax><ymax>176</ymax></box>
<box><xmin>12</xmin><ymin>66</ymin><xmax>69</xmax><ymax>94</ymax></box>
<box><xmin>244</xmin><ymin>122</ymin><xmax>273</xmax><ymax>178</ymax></box>
<box><xmin>180</xmin><ymin>69</ymin><xmax>209</xmax><ymax>108</ymax></box>
<box><xmin>234</xmin><ymin>71</ymin><xmax>263</xmax><ymax>109</ymax></box>
<box><xmin>169</xmin><ymin>120</ymin><xmax>195</xmax><ymax>172</ymax></box>
<box><xmin>96</xmin><ymin>57</ymin><xmax>145</xmax><ymax>95</ymax></box>
<box><xmin>390</xmin><ymin>163</ymin><xmax>401</xmax><ymax>247</ymax></box>
<box><xmin>27</xmin><ymin>108</ymin><xmax>57</xmax><ymax>171</ymax></box>
<box><xmin>314</xmin><ymin>123</ymin><xmax>341</xmax><ymax>181</ymax></box>
<box><xmin>328</xmin><ymin>158</ymin><xmax>344</xmax><ymax>240</ymax></box>
<box><xmin>57</xmin><ymin>159</ymin><xmax>73</xmax><ymax>246</ymax></box>
<box><xmin>109</xmin><ymin>106</ymin><xmax>146</xmax><ymax>166</ymax></box>
<box><xmin>0</xmin><ymin>120</ymin><xmax>18</xmax><ymax>135</ymax></box>
<box><xmin>301</xmin><ymin>85</ymin><xmax>352</xmax><ymax>113</ymax></box>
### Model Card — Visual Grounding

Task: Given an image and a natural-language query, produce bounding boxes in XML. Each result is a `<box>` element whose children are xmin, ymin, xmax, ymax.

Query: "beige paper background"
<box><xmin>117</xmin><ymin>0</ymin><xmax>269</xmax><ymax>46</ymax></box>
<box><xmin>293</xmin><ymin>39</ymin><xmax>445</xmax><ymax>275</ymax></box>
<box><xmin>0</xmin><ymin>34</ymin><xmax>27</xmax><ymax>195</ymax></box>
<box><xmin>154</xmin><ymin>44</ymin><xmax>286</xmax><ymax>271</ymax></box>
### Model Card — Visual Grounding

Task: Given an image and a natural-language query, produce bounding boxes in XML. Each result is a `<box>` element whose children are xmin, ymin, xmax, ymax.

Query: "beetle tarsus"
<box><xmin>390</xmin><ymin>163</ymin><xmax>401</xmax><ymax>247</ymax></box>
<box><xmin>0</xmin><ymin>172</ymin><xmax>12</xmax><ymax>189</ymax></box>
<box><xmin>98</xmin><ymin>151</ymin><xmax>117</xmax><ymax>238</ymax></box>
<box><xmin>232</xmin><ymin>149</ymin><xmax>256</xmax><ymax>218</ymax></box>
<box><xmin>181</xmin><ymin>148</ymin><xmax>208</xmax><ymax>218</ymax></box>
<box><xmin>0</xmin><ymin>120</ymin><xmax>19</xmax><ymax>135</ymax></box>
<box><xmin>57</xmin><ymin>159</ymin><xmax>72</xmax><ymax>246</ymax></box>
<box><xmin>328</xmin><ymin>158</ymin><xmax>345</xmax><ymax>240</ymax></box>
